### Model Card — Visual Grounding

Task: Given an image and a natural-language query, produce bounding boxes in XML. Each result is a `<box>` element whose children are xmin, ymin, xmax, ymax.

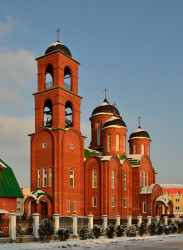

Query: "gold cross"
<box><xmin>56</xmin><ymin>27</ymin><xmax>61</xmax><ymax>42</ymax></box>
<box><xmin>103</xmin><ymin>87</ymin><xmax>108</xmax><ymax>99</ymax></box>
<box><xmin>113</xmin><ymin>102</ymin><xmax>117</xmax><ymax>114</ymax></box>
<box><xmin>138</xmin><ymin>116</ymin><xmax>142</xmax><ymax>127</ymax></box>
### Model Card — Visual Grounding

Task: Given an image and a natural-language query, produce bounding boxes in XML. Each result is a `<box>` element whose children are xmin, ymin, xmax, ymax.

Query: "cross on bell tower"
<box><xmin>56</xmin><ymin>27</ymin><xmax>61</xmax><ymax>42</ymax></box>
<box><xmin>138</xmin><ymin>116</ymin><xmax>142</xmax><ymax>128</ymax></box>
<box><xmin>103</xmin><ymin>87</ymin><xmax>108</xmax><ymax>99</ymax></box>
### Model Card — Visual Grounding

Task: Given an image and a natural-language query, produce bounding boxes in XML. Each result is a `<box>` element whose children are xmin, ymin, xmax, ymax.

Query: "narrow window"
<box><xmin>44</xmin><ymin>99</ymin><xmax>52</xmax><ymax>127</ymax></box>
<box><xmin>123</xmin><ymin>135</ymin><xmax>125</xmax><ymax>152</ymax></box>
<box><xmin>134</xmin><ymin>144</ymin><xmax>136</xmax><ymax>154</ymax></box>
<box><xmin>70</xmin><ymin>168</ymin><xmax>74</xmax><ymax>187</ymax></box>
<box><xmin>93</xmin><ymin>169</ymin><xmax>97</xmax><ymax>188</ymax></box>
<box><xmin>107</xmin><ymin>134</ymin><xmax>110</xmax><ymax>152</ymax></box>
<box><xmin>74</xmin><ymin>199</ymin><xmax>77</xmax><ymax>212</ymax></box>
<box><xmin>38</xmin><ymin>168</ymin><xmax>41</xmax><ymax>187</ymax></box>
<box><xmin>111</xmin><ymin>170</ymin><xmax>114</xmax><ymax>188</ymax></box>
<box><xmin>143</xmin><ymin>170</ymin><xmax>145</xmax><ymax>186</ymax></box>
<box><xmin>65</xmin><ymin>101</ymin><xmax>73</xmax><ymax>128</ymax></box>
<box><xmin>140</xmin><ymin>170</ymin><xmax>142</xmax><ymax>186</ymax></box>
<box><xmin>49</xmin><ymin>168</ymin><xmax>52</xmax><ymax>187</ymax></box>
<box><xmin>116</xmin><ymin>134</ymin><xmax>119</xmax><ymax>151</ymax></box>
<box><xmin>148</xmin><ymin>146</ymin><xmax>150</xmax><ymax>156</ymax></box>
<box><xmin>67</xmin><ymin>199</ymin><xmax>70</xmax><ymax>212</ymax></box>
<box><xmin>45</xmin><ymin>64</ymin><xmax>53</xmax><ymax>88</ymax></box>
<box><xmin>143</xmin><ymin>201</ymin><xmax>146</xmax><ymax>213</ymax></box>
<box><xmin>92</xmin><ymin>197</ymin><xmax>97</xmax><ymax>207</ymax></box>
<box><xmin>111</xmin><ymin>197</ymin><xmax>115</xmax><ymax>207</ymax></box>
<box><xmin>124</xmin><ymin>198</ymin><xmax>127</xmax><ymax>208</ymax></box>
<box><xmin>97</xmin><ymin>123</ymin><xmax>100</xmax><ymax>145</ymax></box>
<box><xmin>142</xmin><ymin>144</ymin><xmax>144</xmax><ymax>154</ymax></box>
<box><xmin>146</xmin><ymin>172</ymin><xmax>148</xmax><ymax>186</ymax></box>
<box><xmin>43</xmin><ymin>167</ymin><xmax>47</xmax><ymax>187</ymax></box>
<box><xmin>124</xmin><ymin>172</ymin><xmax>126</xmax><ymax>190</ymax></box>
<box><xmin>64</xmin><ymin>66</ymin><xmax>71</xmax><ymax>90</ymax></box>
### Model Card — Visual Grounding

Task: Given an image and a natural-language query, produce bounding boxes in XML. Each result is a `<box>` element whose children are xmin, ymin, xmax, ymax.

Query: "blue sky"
<box><xmin>0</xmin><ymin>0</ymin><xmax>183</xmax><ymax>188</ymax></box>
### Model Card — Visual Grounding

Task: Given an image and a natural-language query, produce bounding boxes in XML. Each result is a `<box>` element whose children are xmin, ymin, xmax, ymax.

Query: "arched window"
<box><xmin>49</xmin><ymin>168</ymin><xmax>52</xmax><ymax>187</ymax></box>
<box><xmin>124</xmin><ymin>172</ymin><xmax>126</xmax><ymax>190</ymax></box>
<box><xmin>70</xmin><ymin>168</ymin><xmax>74</xmax><ymax>187</ymax></box>
<box><xmin>143</xmin><ymin>170</ymin><xmax>145</xmax><ymax>186</ymax></box>
<box><xmin>44</xmin><ymin>99</ymin><xmax>52</xmax><ymax>127</ymax></box>
<box><xmin>116</xmin><ymin>134</ymin><xmax>119</xmax><ymax>151</ymax></box>
<box><xmin>134</xmin><ymin>144</ymin><xmax>136</xmax><ymax>154</ymax></box>
<box><xmin>43</xmin><ymin>167</ymin><xmax>47</xmax><ymax>187</ymax></box>
<box><xmin>38</xmin><ymin>168</ymin><xmax>41</xmax><ymax>187</ymax></box>
<box><xmin>108</xmin><ymin>135</ymin><xmax>111</xmax><ymax>152</ymax></box>
<box><xmin>65</xmin><ymin>101</ymin><xmax>73</xmax><ymax>128</ymax></box>
<box><xmin>140</xmin><ymin>170</ymin><xmax>142</xmax><ymax>186</ymax></box>
<box><xmin>123</xmin><ymin>135</ymin><xmax>125</xmax><ymax>152</ymax></box>
<box><xmin>146</xmin><ymin>172</ymin><xmax>148</xmax><ymax>186</ymax></box>
<box><xmin>142</xmin><ymin>144</ymin><xmax>144</xmax><ymax>154</ymax></box>
<box><xmin>45</xmin><ymin>64</ymin><xmax>53</xmax><ymax>88</ymax></box>
<box><xmin>74</xmin><ymin>199</ymin><xmax>77</xmax><ymax>212</ymax></box>
<box><xmin>97</xmin><ymin>123</ymin><xmax>100</xmax><ymax>145</ymax></box>
<box><xmin>64</xmin><ymin>66</ymin><xmax>71</xmax><ymax>90</ymax></box>
<box><xmin>111</xmin><ymin>170</ymin><xmax>114</xmax><ymax>188</ymax></box>
<box><xmin>148</xmin><ymin>146</ymin><xmax>150</xmax><ymax>156</ymax></box>
<box><xmin>93</xmin><ymin>169</ymin><xmax>97</xmax><ymax>188</ymax></box>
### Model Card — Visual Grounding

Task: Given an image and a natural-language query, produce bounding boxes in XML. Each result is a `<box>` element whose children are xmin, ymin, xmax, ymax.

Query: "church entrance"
<box><xmin>40</xmin><ymin>200</ymin><xmax>48</xmax><ymax>218</ymax></box>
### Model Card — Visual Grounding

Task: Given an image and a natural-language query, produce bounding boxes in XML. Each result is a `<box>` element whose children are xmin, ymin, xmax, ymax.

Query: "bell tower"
<box><xmin>29</xmin><ymin>30</ymin><xmax>85</xmax><ymax>217</ymax></box>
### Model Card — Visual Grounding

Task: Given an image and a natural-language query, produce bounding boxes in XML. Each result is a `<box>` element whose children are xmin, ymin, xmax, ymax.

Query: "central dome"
<box><xmin>45</xmin><ymin>42</ymin><xmax>72</xmax><ymax>57</ymax></box>
<box><xmin>90</xmin><ymin>98</ymin><xmax>120</xmax><ymax>119</ymax></box>
<box><xmin>103</xmin><ymin>115</ymin><xmax>127</xmax><ymax>129</ymax></box>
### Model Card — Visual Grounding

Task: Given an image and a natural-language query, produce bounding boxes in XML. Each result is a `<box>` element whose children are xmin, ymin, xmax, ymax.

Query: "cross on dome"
<box><xmin>103</xmin><ymin>87</ymin><xmax>108</xmax><ymax>99</ymax></box>
<box><xmin>113</xmin><ymin>102</ymin><xmax>117</xmax><ymax>114</ymax></box>
<box><xmin>56</xmin><ymin>27</ymin><xmax>61</xmax><ymax>42</ymax></box>
<box><xmin>138</xmin><ymin>116</ymin><xmax>142</xmax><ymax>128</ymax></box>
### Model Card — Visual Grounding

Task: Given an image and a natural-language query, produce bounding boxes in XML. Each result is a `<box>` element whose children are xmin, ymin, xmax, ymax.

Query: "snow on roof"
<box><xmin>101</xmin><ymin>155</ymin><xmax>113</xmax><ymax>161</ymax></box>
<box><xmin>156</xmin><ymin>195</ymin><xmax>169</xmax><ymax>207</ymax></box>
<box><xmin>127</xmin><ymin>154</ymin><xmax>144</xmax><ymax>161</ymax></box>
<box><xmin>132</xmin><ymin>127</ymin><xmax>145</xmax><ymax>133</ymax></box>
<box><xmin>103</xmin><ymin>125</ymin><xmax>127</xmax><ymax>130</ymax></box>
<box><xmin>0</xmin><ymin>161</ymin><xmax>7</xmax><ymax>168</ymax></box>
<box><xmin>160</xmin><ymin>184</ymin><xmax>183</xmax><ymax>189</ymax></box>
<box><xmin>47</xmin><ymin>42</ymin><xmax>64</xmax><ymax>48</ymax></box>
<box><xmin>91</xmin><ymin>112</ymin><xmax>113</xmax><ymax>118</ymax></box>
<box><xmin>105</xmin><ymin>116</ymin><xmax>120</xmax><ymax>122</ymax></box>
<box><xmin>140</xmin><ymin>184</ymin><xmax>156</xmax><ymax>194</ymax></box>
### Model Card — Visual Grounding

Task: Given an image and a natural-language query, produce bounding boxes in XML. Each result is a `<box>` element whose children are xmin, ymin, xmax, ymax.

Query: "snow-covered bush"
<box><xmin>126</xmin><ymin>225</ymin><xmax>136</xmax><ymax>237</ymax></box>
<box><xmin>148</xmin><ymin>221</ymin><xmax>156</xmax><ymax>236</ymax></box>
<box><xmin>169</xmin><ymin>221</ymin><xmax>178</xmax><ymax>234</ymax></box>
<box><xmin>116</xmin><ymin>225</ymin><xmax>125</xmax><ymax>237</ymax></box>
<box><xmin>154</xmin><ymin>221</ymin><xmax>164</xmax><ymax>235</ymax></box>
<box><xmin>176</xmin><ymin>219</ymin><xmax>183</xmax><ymax>233</ymax></box>
<box><xmin>0</xmin><ymin>231</ymin><xmax>4</xmax><ymax>238</ymax></box>
<box><xmin>57</xmin><ymin>228</ymin><xmax>70</xmax><ymax>241</ymax></box>
<box><xmin>106</xmin><ymin>224</ymin><xmax>115</xmax><ymax>238</ymax></box>
<box><xmin>38</xmin><ymin>218</ymin><xmax>54</xmax><ymax>242</ymax></box>
<box><xmin>79</xmin><ymin>227</ymin><xmax>89</xmax><ymax>240</ymax></box>
<box><xmin>138</xmin><ymin>221</ymin><xmax>147</xmax><ymax>236</ymax></box>
<box><xmin>17</xmin><ymin>225</ymin><xmax>26</xmax><ymax>237</ymax></box>
<box><xmin>92</xmin><ymin>225</ymin><xmax>102</xmax><ymax>239</ymax></box>
<box><xmin>164</xmin><ymin>225</ymin><xmax>170</xmax><ymax>235</ymax></box>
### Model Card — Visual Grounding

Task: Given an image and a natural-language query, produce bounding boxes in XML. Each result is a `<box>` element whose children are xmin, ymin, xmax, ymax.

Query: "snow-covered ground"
<box><xmin>0</xmin><ymin>234</ymin><xmax>183</xmax><ymax>250</ymax></box>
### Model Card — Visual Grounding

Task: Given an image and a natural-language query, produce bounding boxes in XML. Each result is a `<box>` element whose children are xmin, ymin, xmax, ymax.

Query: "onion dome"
<box><xmin>45</xmin><ymin>41</ymin><xmax>72</xmax><ymax>57</ymax></box>
<box><xmin>90</xmin><ymin>98</ymin><xmax>120</xmax><ymax>118</ymax></box>
<box><xmin>103</xmin><ymin>115</ymin><xmax>127</xmax><ymax>129</ymax></box>
<box><xmin>129</xmin><ymin>126</ymin><xmax>150</xmax><ymax>140</ymax></box>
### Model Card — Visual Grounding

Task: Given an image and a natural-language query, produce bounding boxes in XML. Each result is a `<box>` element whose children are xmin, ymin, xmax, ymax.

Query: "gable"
<box><xmin>0</xmin><ymin>159</ymin><xmax>23</xmax><ymax>198</ymax></box>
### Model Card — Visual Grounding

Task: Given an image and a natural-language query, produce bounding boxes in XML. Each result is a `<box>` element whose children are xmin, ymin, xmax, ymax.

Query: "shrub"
<box><xmin>0</xmin><ymin>231</ymin><xmax>4</xmax><ymax>238</ymax></box>
<box><xmin>164</xmin><ymin>225</ymin><xmax>170</xmax><ymax>235</ymax></box>
<box><xmin>79</xmin><ymin>227</ymin><xmax>89</xmax><ymax>240</ymax></box>
<box><xmin>116</xmin><ymin>225</ymin><xmax>124</xmax><ymax>237</ymax></box>
<box><xmin>126</xmin><ymin>225</ymin><xmax>136</xmax><ymax>237</ymax></box>
<box><xmin>92</xmin><ymin>225</ymin><xmax>102</xmax><ymax>239</ymax></box>
<box><xmin>148</xmin><ymin>221</ymin><xmax>156</xmax><ymax>236</ymax></box>
<box><xmin>17</xmin><ymin>225</ymin><xmax>26</xmax><ymax>237</ymax></box>
<box><xmin>155</xmin><ymin>221</ymin><xmax>164</xmax><ymax>235</ymax></box>
<box><xmin>138</xmin><ymin>221</ymin><xmax>147</xmax><ymax>236</ymax></box>
<box><xmin>57</xmin><ymin>228</ymin><xmax>70</xmax><ymax>241</ymax></box>
<box><xmin>106</xmin><ymin>224</ymin><xmax>115</xmax><ymax>239</ymax></box>
<box><xmin>38</xmin><ymin>218</ymin><xmax>54</xmax><ymax>242</ymax></box>
<box><xmin>176</xmin><ymin>219</ymin><xmax>183</xmax><ymax>234</ymax></box>
<box><xmin>169</xmin><ymin>221</ymin><xmax>178</xmax><ymax>234</ymax></box>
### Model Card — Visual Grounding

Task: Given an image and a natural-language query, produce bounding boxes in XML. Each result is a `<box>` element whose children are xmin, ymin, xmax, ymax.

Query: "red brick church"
<box><xmin>24</xmin><ymin>32</ymin><xmax>173</xmax><ymax>219</ymax></box>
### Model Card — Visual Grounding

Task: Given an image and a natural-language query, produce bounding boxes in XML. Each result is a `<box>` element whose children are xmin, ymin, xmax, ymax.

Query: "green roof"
<box><xmin>127</xmin><ymin>157</ymin><xmax>140</xmax><ymax>166</ymax></box>
<box><xmin>0</xmin><ymin>159</ymin><xmax>23</xmax><ymax>198</ymax></box>
<box><xmin>84</xmin><ymin>148</ymin><xmax>102</xmax><ymax>159</ymax></box>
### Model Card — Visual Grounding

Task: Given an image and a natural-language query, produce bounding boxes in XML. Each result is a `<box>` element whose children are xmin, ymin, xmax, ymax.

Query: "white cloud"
<box><xmin>0</xmin><ymin>15</ymin><xmax>13</xmax><ymax>38</ymax></box>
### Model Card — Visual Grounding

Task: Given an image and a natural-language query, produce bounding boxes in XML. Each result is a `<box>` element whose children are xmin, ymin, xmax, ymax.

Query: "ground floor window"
<box><xmin>111</xmin><ymin>197</ymin><xmax>115</xmax><ymax>207</ymax></box>
<box><xmin>74</xmin><ymin>199</ymin><xmax>77</xmax><ymax>212</ymax></box>
<box><xmin>143</xmin><ymin>201</ymin><xmax>146</xmax><ymax>213</ymax></box>
<box><xmin>67</xmin><ymin>199</ymin><xmax>70</xmax><ymax>212</ymax></box>
<box><xmin>124</xmin><ymin>198</ymin><xmax>127</xmax><ymax>208</ymax></box>
<box><xmin>92</xmin><ymin>197</ymin><xmax>97</xmax><ymax>207</ymax></box>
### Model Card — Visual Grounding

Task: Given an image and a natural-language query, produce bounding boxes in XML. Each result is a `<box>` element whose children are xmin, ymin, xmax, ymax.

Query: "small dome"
<box><xmin>90</xmin><ymin>98</ymin><xmax>120</xmax><ymax>118</ymax></box>
<box><xmin>129</xmin><ymin>126</ymin><xmax>150</xmax><ymax>140</ymax></box>
<box><xmin>45</xmin><ymin>42</ymin><xmax>72</xmax><ymax>57</ymax></box>
<box><xmin>103</xmin><ymin>115</ymin><xmax>127</xmax><ymax>129</ymax></box>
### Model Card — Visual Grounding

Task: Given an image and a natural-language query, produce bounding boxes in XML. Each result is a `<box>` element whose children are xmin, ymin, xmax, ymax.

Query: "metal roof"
<box><xmin>0</xmin><ymin>159</ymin><xmax>23</xmax><ymax>198</ymax></box>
